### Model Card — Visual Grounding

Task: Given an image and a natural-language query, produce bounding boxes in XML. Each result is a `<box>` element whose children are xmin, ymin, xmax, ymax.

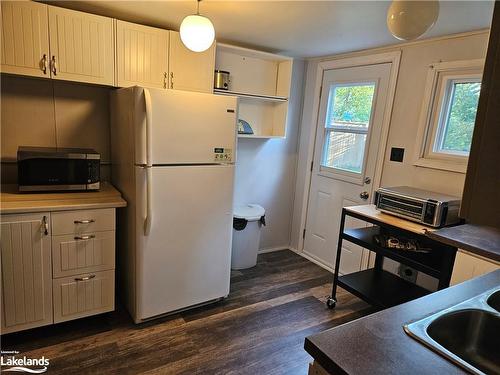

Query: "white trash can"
<box><xmin>231</xmin><ymin>204</ymin><xmax>266</xmax><ymax>270</ymax></box>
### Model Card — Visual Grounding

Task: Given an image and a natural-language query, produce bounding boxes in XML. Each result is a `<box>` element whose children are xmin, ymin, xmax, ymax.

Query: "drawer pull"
<box><xmin>74</xmin><ymin>219</ymin><xmax>95</xmax><ymax>224</ymax></box>
<box><xmin>74</xmin><ymin>275</ymin><xmax>96</xmax><ymax>282</ymax></box>
<box><xmin>74</xmin><ymin>234</ymin><xmax>96</xmax><ymax>241</ymax></box>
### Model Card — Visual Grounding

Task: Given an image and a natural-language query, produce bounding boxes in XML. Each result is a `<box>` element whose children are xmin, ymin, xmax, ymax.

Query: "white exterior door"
<box><xmin>303</xmin><ymin>63</ymin><xmax>392</xmax><ymax>272</ymax></box>
<box><xmin>135</xmin><ymin>164</ymin><xmax>234</xmax><ymax>321</ymax></box>
<box><xmin>1</xmin><ymin>213</ymin><xmax>53</xmax><ymax>334</ymax></box>
<box><xmin>168</xmin><ymin>31</ymin><xmax>215</xmax><ymax>93</ymax></box>
<box><xmin>48</xmin><ymin>6</ymin><xmax>114</xmax><ymax>85</ymax></box>
<box><xmin>116</xmin><ymin>20</ymin><xmax>169</xmax><ymax>89</ymax></box>
<box><xmin>1</xmin><ymin>1</ymin><xmax>50</xmax><ymax>78</ymax></box>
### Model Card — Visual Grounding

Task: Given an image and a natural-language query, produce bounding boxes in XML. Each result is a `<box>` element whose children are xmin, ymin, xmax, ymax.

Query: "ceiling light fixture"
<box><xmin>180</xmin><ymin>0</ymin><xmax>215</xmax><ymax>52</ymax></box>
<box><xmin>387</xmin><ymin>0</ymin><xmax>440</xmax><ymax>41</ymax></box>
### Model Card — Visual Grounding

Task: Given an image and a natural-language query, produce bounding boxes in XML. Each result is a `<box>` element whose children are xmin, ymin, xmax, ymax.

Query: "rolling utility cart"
<box><xmin>327</xmin><ymin>205</ymin><xmax>458</xmax><ymax>310</ymax></box>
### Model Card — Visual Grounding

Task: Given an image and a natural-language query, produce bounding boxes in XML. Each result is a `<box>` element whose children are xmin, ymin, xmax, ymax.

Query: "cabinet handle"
<box><xmin>163</xmin><ymin>72</ymin><xmax>168</xmax><ymax>89</ymax></box>
<box><xmin>51</xmin><ymin>55</ymin><xmax>57</xmax><ymax>76</ymax></box>
<box><xmin>41</xmin><ymin>54</ymin><xmax>48</xmax><ymax>74</ymax></box>
<box><xmin>74</xmin><ymin>234</ymin><xmax>96</xmax><ymax>241</ymax></box>
<box><xmin>42</xmin><ymin>215</ymin><xmax>49</xmax><ymax>236</ymax></box>
<box><xmin>74</xmin><ymin>274</ymin><xmax>96</xmax><ymax>282</ymax></box>
<box><xmin>74</xmin><ymin>219</ymin><xmax>95</xmax><ymax>224</ymax></box>
<box><xmin>170</xmin><ymin>72</ymin><xmax>174</xmax><ymax>89</ymax></box>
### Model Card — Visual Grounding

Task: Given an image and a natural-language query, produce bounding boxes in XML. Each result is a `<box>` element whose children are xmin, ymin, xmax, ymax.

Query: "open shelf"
<box><xmin>214</xmin><ymin>89</ymin><xmax>288</xmax><ymax>102</ymax></box>
<box><xmin>338</xmin><ymin>268</ymin><xmax>431</xmax><ymax>309</ymax></box>
<box><xmin>215</xmin><ymin>43</ymin><xmax>292</xmax><ymax>139</ymax></box>
<box><xmin>343</xmin><ymin>226</ymin><xmax>443</xmax><ymax>278</ymax></box>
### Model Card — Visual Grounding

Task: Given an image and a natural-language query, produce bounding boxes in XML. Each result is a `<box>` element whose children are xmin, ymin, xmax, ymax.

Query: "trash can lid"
<box><xmin>234</xmin><ymin>204</ymin><xmax>265</xmax><ymax>221</ymax></box>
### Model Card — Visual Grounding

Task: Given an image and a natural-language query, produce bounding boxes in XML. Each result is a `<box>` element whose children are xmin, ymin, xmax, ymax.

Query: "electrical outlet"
<box><xmin>398</xmin><ymin>264</ymin><xmax>417</xmax><ymax>283</ymax></box>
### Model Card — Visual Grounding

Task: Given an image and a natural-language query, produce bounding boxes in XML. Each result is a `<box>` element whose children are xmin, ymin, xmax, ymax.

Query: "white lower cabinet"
<box><xmin>1</xmin><ymin>208</ymin><xmax>116</xmax><ymax>334</ymax></box>
<box><xmin>450</xmin><ymin>249</ymin><xmax>500</xmax><ymax>285</ymax></box>
<box><xmin>51</xmin><ymin>231</ymin><xmax>115</xmax><ymax>278</ymax></box>
<box><xmin>53</xmin><ymin>270</ymin><xmax>114</xmax><ymax>323</ymax></box>
<box><xmin>0</xmin><ymin>212</ymin><xmax>53</xmax><ymax>334</ymax></box>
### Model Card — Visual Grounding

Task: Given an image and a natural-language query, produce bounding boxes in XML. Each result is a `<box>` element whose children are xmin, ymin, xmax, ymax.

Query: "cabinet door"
<box><xmin>450</xmin><ymin>250</ymin><xmax>500</xmax><ymax>285</ymax></box>
<box><xmin>53</xmin><ymin>270</ymin><xmax>114</xmax><ymax>323</ymax></box>
<box><xmin>1</xmin><ymin>213</ymin><xmax>53</xmax><ymax>334</ymax></box>
<box><xmin>48</xmin><ymin>6</ymin><xmax>114</xmax><ymax>85</ymax></box>
<box><xmin>116</xmin><ymin>20</ymin><xmax>169</xmax><ymax>89</ymax></box>
<box><xmin>168</xmin><ymin>31</ymin><xmax>215</xmax><ymax>93</ymax></box>
<box><xmin>1</xmin><ymin>1</ymin><xmax>50</xmax><ymax>78</ymax></box>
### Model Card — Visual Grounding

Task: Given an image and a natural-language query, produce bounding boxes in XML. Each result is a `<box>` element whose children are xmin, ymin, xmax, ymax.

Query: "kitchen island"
<box><xmin>305</xmin><ymin>269</ymin><xmax>500</xmax><ymax>375</ymax></box>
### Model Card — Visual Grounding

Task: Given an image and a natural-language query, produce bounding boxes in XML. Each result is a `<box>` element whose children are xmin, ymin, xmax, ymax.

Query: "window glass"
<box><xmin>322</xmin><ymin>83</ymin><xmax>376</xmax><ymax>174</ymax></box>
<box><xmin>436</xmin><ymin>81</ymin><xmax>481</xmax><ymax>154</ymax></box>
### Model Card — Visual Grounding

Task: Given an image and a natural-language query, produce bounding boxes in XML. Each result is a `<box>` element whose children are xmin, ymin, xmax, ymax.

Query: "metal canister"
<box><xmin>214</xmin><ymin>70</ymin><xmax>230</xmax><ymax>90</ymax></box>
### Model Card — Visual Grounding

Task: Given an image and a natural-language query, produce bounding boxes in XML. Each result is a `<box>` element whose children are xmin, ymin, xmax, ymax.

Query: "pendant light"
<box><xmin>387</xmin><ymin>0</ymin><xmax>439</xmax><ymax>41</ymax></box>
<box><xmin>180</xmin><ymin>0</ymin><xmax>215</xmax><ymax>52</ymax></box>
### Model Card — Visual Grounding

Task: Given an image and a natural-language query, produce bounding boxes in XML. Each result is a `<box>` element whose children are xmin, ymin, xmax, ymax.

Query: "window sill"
<box><xmin>413</xmin><ymin>158</ymin><xmax>467</xmax><ymax>174</ymax></box>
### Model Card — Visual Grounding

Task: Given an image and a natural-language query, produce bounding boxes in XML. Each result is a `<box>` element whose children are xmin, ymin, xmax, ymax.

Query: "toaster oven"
<box><xmin>374</xmin><ymin>186</ymin><xmax>461</xmax><ymax>228</ymax></box>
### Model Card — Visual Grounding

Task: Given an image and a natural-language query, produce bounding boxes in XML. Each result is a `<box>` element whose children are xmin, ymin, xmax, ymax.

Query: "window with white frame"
<box><xmin>415</xmin><ymin>60</ymin><xmax>483</xmax><ymax>173</ymax></box>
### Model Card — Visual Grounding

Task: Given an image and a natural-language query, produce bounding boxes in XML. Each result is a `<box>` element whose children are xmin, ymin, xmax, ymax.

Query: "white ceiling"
<box><xmin>45</xmin><ymin>1</ymin><xmax>494</xmax><ymax>58</ymax></box>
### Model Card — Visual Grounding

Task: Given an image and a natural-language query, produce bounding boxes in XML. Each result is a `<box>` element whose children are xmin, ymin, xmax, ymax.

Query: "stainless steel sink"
<box><xmin>404</xmin><ymin>288</ymin><xmax>500</xmax><ymax>375</ymax></box>
<box><xmin>487</xmin><ymin>290</ymin><xmax>500</xmax><ymax>312</ymax></box>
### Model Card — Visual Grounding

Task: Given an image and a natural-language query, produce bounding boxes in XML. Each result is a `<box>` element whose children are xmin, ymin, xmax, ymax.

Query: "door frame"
<box><xmin>297</xmin><ymin>51</ymin><xmax>401</xmax><ymax>269</ymax></box>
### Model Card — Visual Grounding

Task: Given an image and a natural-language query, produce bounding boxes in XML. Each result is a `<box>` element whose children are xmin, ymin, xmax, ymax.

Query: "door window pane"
<box><xmin>324</xmin><ymin>131</ymin><xmax>367</xmax><ymax>173</ymax></box>
<box><xmin>322</xmin><ymin>83</ymin><xmax>376</xmax><ymax>174</ymax></box>
<box><xmin>437</xmin><ymin>81</ymin><xmax>481</xmax><ymax>154</ymax></box>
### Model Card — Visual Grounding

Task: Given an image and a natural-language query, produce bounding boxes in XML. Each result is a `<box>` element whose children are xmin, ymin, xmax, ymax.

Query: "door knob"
<box><xmin>364</xmin><ymin>177</ymin><xmax>371</xmax><ymax>184</ymax></box>
<box><xmin>360</xmin><ymin>191</ymin><xmax>369</xmax><ymax>200</ymax></box>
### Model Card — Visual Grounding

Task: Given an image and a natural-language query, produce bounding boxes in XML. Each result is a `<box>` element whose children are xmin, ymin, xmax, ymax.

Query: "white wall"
<box><xmin>291</xmin><ymin>30</ymin><xmax>489</xmax><ymax>252</ymax></box>
<box><xmin>234</xmin><ymin>59</ymin><xmax>305</xmax><ymax>251</ymax></box>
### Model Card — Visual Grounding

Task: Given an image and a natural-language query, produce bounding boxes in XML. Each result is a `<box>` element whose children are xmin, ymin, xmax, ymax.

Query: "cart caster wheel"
<box><xmin>326</xmin><ymin>297</ymin><xmax>337</xmax><ymax>309</ymax></box>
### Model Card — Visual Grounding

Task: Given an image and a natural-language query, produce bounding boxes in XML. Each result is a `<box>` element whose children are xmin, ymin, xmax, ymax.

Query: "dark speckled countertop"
<box><xmin>426</xmin><ymin>224</ymin><xmax>500</xmax><ymax>262</ymax></box>
<box><xmin>304</xmin><ymin>269</ymin><xmax>500</xmax><ymax>375</ymax></box>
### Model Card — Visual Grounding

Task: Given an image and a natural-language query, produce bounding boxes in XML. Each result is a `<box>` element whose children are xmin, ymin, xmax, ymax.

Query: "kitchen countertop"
<box><xmin>304</xmin><ymin>269</ymin><xmax>500</xmax><ymax>375</ymax></box>
<box><xmin>0</xmin><ymin>183</ymin><xmax>127</xmax><ymax>214</ymax></box>
<box><xmin>426</xmin><ymin>224</ymin><xmax>500</xmax><ymax>262</ymax></box>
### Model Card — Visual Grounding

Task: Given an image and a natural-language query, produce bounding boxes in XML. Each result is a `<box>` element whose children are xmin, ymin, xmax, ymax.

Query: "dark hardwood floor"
<box><xmin>1</xmin><ymin>250</ymin><xmax>372</xmax><ymax>375</ymax></box>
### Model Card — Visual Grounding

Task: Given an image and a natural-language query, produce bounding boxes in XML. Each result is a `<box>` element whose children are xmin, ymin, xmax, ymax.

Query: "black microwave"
<box><xmin>17</xmin><ymin>146</ymin><xmax>100</xmax><ymax>192</ymax></box>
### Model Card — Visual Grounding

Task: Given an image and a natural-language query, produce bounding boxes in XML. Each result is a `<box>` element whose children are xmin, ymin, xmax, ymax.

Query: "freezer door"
<box><xmin>135</xmin><ymin>164</ymin><xmax>234</xmax><ymax>320</ymax></box>
<box><xmin>134</xmin><ymin>87</ymin><xmax>238</xmax><ymax>165</ymax></box>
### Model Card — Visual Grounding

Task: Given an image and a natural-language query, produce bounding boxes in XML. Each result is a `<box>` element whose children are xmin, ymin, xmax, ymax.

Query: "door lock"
<box><xmin>360</xmin><ymin>191</ymin><xmax>369</xmax><ymax>200</ymax></box>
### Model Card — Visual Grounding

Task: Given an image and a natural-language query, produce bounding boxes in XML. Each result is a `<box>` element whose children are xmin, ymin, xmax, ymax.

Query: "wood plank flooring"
<box><xmin>1</xmin><ymin>250</ymin><xmax>373</xmax><ymax>375</ymax></box>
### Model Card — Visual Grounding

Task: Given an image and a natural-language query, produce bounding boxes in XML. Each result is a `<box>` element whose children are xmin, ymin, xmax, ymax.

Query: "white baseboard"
<box><xmin>258</xmin><ymin>246</ymin><xmax>289</xmax><ymax>254</ymax></box>
<box><xmin>289</xmin><ymin>248</ymin><xmax>334</xmax><ymax>273</ymax></box>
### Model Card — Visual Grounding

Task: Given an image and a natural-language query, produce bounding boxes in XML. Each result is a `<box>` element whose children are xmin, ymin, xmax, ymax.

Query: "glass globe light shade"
<box><xmin>180</xmin><ymin>14</ymin><xmax>215</xmax><ymax>52</ymax></box>
<box><xmin>387</xmin><ymin>0</ymin><xmax>439</xmax><ymax>41</ymax></box>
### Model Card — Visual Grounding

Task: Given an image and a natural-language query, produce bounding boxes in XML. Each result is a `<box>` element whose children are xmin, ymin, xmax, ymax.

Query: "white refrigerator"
<box><xmin>110</xmin><ymin>86</ymin><xmax>237</xmax><ymax>323</ymax></box>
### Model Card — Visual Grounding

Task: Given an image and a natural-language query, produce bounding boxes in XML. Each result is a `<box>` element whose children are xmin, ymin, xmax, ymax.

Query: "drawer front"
<box><xmin>52</xmin><ymin>231</ymin><xmax>115</xmax><ymax>278</ymax></box>
<box><xmin>53</xmin><ymin>270</ymin><xmax>115</xmax><ymax>323</ymax></box>
<box><xmin>51</xmin><ymin>209</ymin><xmax>115</xmax><ymax>235</ymax></box>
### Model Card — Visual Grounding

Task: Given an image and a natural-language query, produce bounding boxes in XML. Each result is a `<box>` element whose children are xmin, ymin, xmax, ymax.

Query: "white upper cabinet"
<box><xmin>1</xmin><ymin>1</ymin><xmax>50</xmax><ymax>78</ymax></box>
<box><xmin>116</xmin><ymin>20</ymin><xmax>169</xmax><ymax>89</ymax></box>
<box><xmin>1</xmin><ymin>213</ymin><xmax>53</xmax><ymax>334</ymax></box>
<box><xmin>48</xmin><ymin>6</ymin><xmax>114</xmax><ymax>85</ymax></box>
<box><xmin>168</xmin><ymin>31</ymin><xmax>215</xmax><ymax>93</ymax></box>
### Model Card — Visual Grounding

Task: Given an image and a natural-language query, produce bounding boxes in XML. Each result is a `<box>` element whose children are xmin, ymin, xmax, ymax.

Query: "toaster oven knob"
<box><xmin>360</xmin><ymin>191</ymin><xmax>369</xmax><ymax>200</ymax></box>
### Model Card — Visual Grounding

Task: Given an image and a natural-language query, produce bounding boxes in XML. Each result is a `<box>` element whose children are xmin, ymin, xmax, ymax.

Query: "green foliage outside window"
<box><xmin>329</xmin><ymin>84</ymin><xmax>375</xmax><ymax>125</ymax></box>
<box><xmin>441</xmin><ymin>82</ymin><xmax>481</xmax><ymax>153</ymax></box>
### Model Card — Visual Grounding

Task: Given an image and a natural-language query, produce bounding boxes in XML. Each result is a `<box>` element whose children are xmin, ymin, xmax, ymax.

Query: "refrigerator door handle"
<box><xmin>144</xmin><ymin>166</ymin><xmax>152</xmax><ymax>235</ymax></box>
<box><xmin>144</xmin><ymin>88</ymin><xmax>153</xmax><ymax>168</ymax></box>
<box><xmin>143</xmin><ymin>88</ymin><xmax>153</xmax><ymax>236</ymax></box>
